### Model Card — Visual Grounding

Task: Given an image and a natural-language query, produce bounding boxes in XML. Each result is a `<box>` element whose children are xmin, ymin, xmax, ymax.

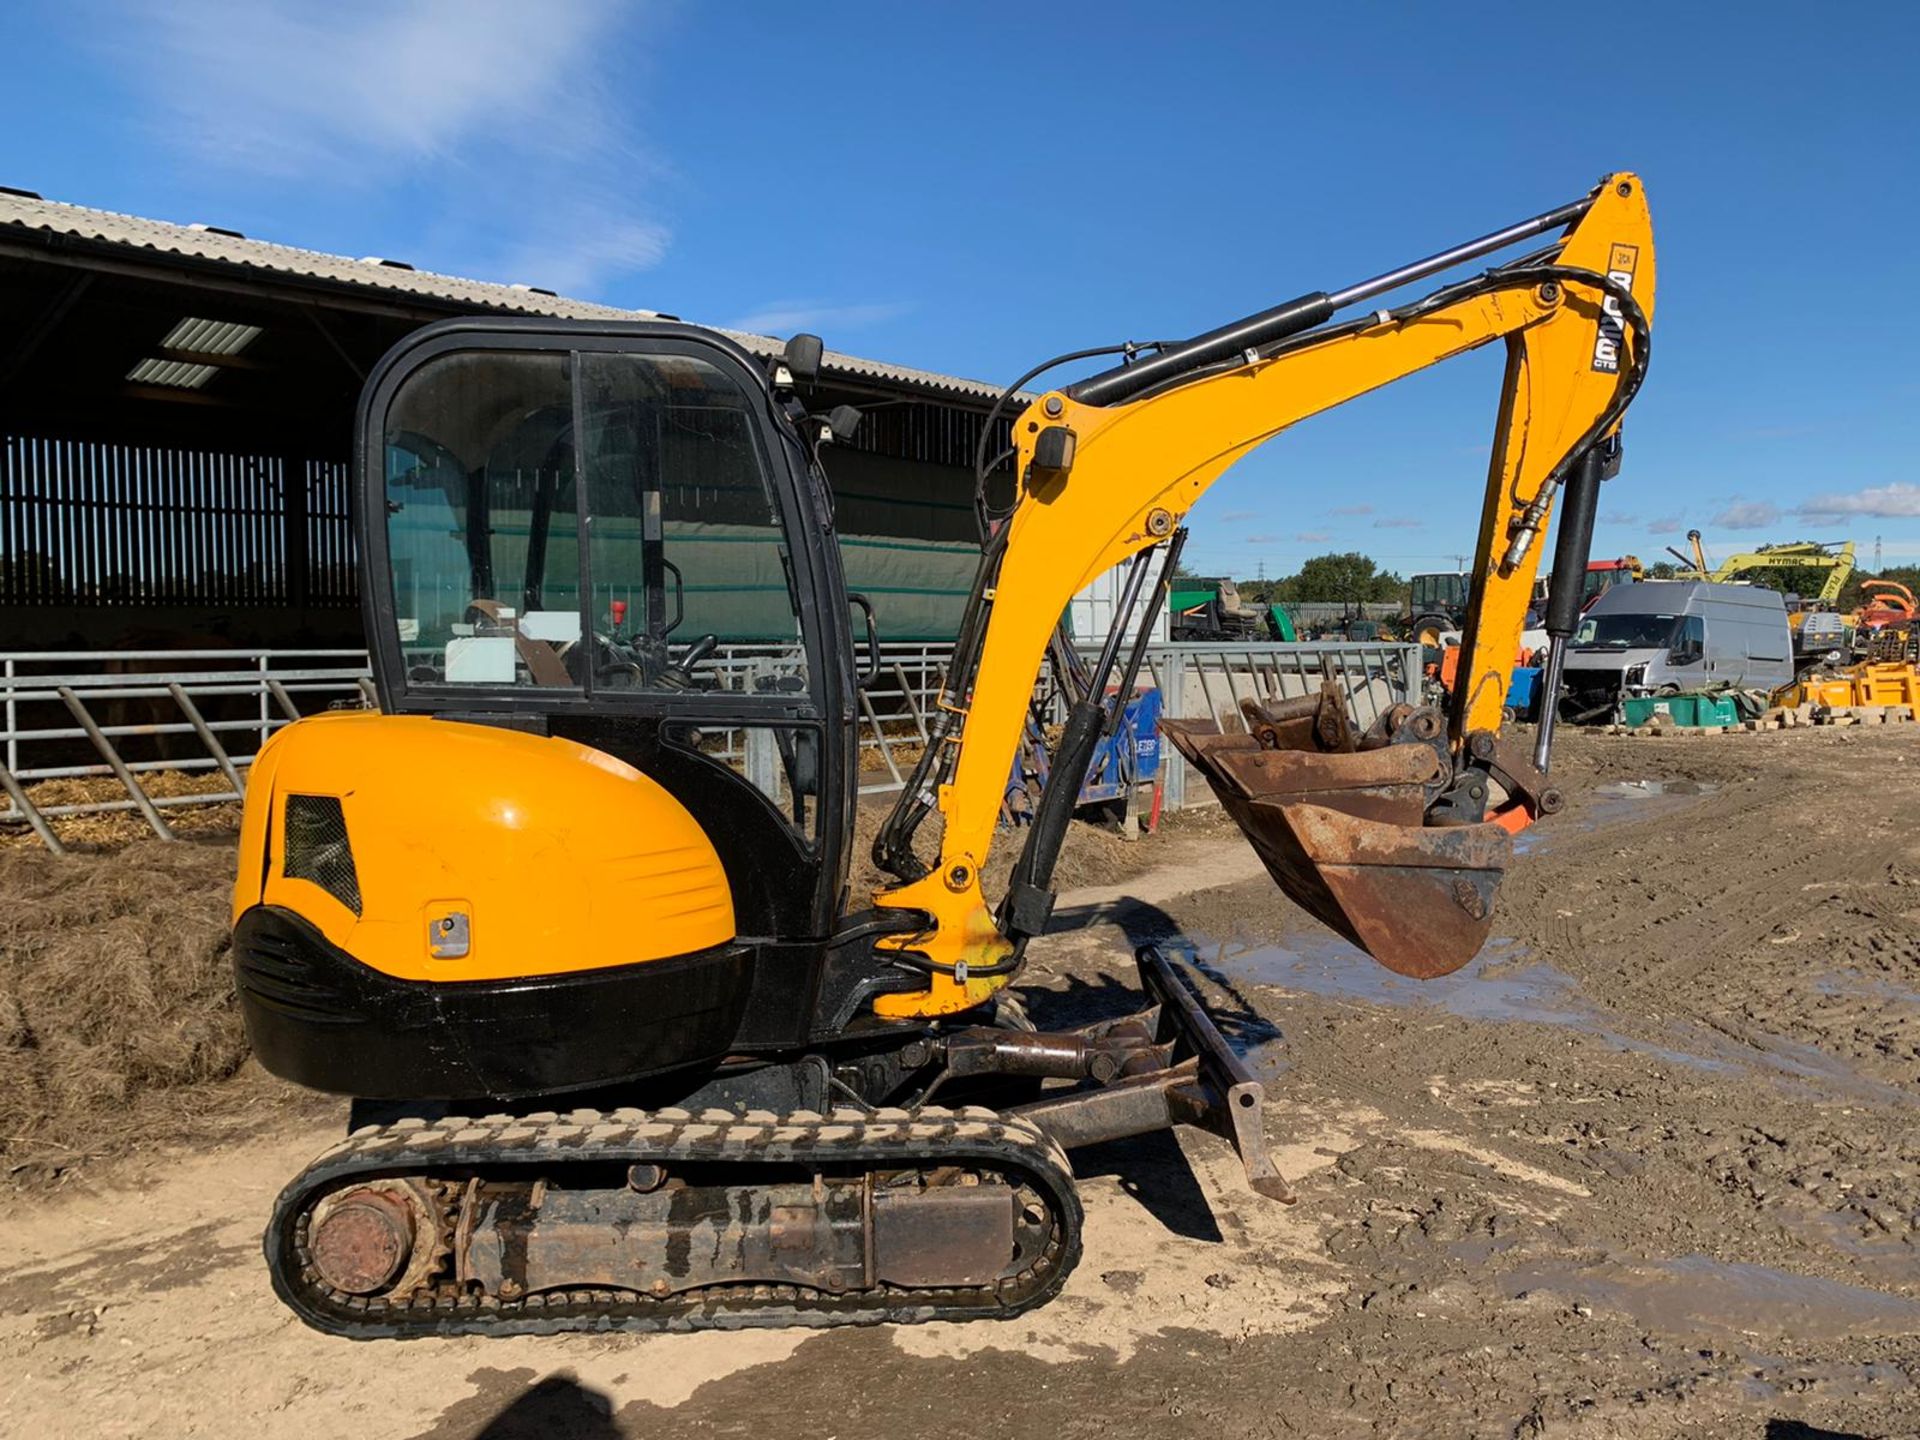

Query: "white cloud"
<box><xmin>1373</xmin><ymin>516</ymin><xmax>1423</xmax><ymax>529</ymax></box>
<box><xmin>1218</xmin><ymin>509</ymin><xmax>1258</xmax><ymax>523</ymax></box>
<box><xmin>101</xmin><ymin>0</ymin><xmax>667</xmax><ymax>296</ymax></box>
<box><xmin>1646</xmin><ymin>515</ymin><xmax>1685</xmax><ymax>534</ymax></box>
<box><xmin>1711</xmin><ymin>501</ymin><xmax>1782</xmax><ymax>529</ymax></box>
<box><xmin>119</xmin><ymin>0</ymin><xmax>625</xmax><ymax>172</ymax></box>
<box><xmin>1295</xmin><ymin>530</ymin><xmax>1331</xmax><ymax>543</ymax></box>
<box><xmin>486</xmin><ymin>209</ymin><xmax>670</xmax><ymax>300</ymax></box>
<box><xmin>1245</xmin><ymin>534</ymin><xmax>1282</xmax><ymax>545</ymax></box>
<box><xmin>1797</xmin><ymin>483</ymin><xmax>1920</xmax><ymax>519</ymax></box>
<box><xmin>723</xmin><ymin>301</ymin><xmax>912</xmax><ymax>338</ymax></box>
<box><xmin>1329</xmin><ymin>503</ymin><xmax>1373</xmax><ymax>517</ymax></box>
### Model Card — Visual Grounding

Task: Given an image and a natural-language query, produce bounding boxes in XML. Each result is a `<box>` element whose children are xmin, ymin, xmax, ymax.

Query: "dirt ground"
<box><xmin>3</xmin><ymin>727</ymin><xmax>1918</xmax><ymax>1438</ymax></box>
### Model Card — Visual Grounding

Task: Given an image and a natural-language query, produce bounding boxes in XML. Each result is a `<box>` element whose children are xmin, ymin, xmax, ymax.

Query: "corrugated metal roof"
<box><xmin>0</xmin><ymin>191</ymin><xmax>1013</xmax><ymax>404</ymax></box>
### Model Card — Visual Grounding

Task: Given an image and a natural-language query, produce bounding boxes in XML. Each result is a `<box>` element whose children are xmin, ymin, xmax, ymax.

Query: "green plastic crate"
<box><xmin>1621</xmin><ymin>692</ymin><xmax>1740</xmax><ymax>728</ymax></box>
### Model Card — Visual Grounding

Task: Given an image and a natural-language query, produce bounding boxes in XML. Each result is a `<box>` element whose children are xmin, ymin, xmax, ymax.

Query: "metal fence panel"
<box><xmin>2</xmin><ymin>640</ymin><xmax>1418</xmax><ymax>846</ymax></box>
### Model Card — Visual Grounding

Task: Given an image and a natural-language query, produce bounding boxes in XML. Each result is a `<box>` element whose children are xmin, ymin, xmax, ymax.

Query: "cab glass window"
<box><xmin>576</xmin><ymin>350</ymin><xmax>801</xmax><ymax>695</ymax></box>
<box><xmin>1574</xmin><ymin>612</ymin><xmax>1680</xmax><ymax>649</ymax></box>
<box><xmin>1412</xmin><ymin>573</ymin><xmax>1466</xmax><ymax>611</ymax></box>
<box><xmin>384</xmin><ymin>351</ymin><xmax>580</xmax><ymax>688</ymax></box>
<box><xmin>381</xmin><ymin>346</ymin><xmax>804</xmax><ymax>695</ymax></box>
<box><xmin>1670</xmin><ymin>614</ymin><xmax>1706</xmax><ymax>659</ymax></box>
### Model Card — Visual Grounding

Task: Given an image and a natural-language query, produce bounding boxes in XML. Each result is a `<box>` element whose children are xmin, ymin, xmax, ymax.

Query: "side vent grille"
<box><xmin>283</xmin><ymin>794</ymin><xmax>362</xmax><ymax>915</ymax></box>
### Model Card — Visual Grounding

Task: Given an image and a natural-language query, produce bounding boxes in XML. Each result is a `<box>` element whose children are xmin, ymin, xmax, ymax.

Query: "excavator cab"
<box><xmin>235</xmin><ymin>323</ymin><xmax>869</xmax><ymax>1101</ymax></box>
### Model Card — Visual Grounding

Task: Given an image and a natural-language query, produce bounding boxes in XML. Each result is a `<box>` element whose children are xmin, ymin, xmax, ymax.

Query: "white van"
<box><xmin>1558</xmin><ymin>580</ymin><xmax>1793</xmax><ymax>722</ymax></box>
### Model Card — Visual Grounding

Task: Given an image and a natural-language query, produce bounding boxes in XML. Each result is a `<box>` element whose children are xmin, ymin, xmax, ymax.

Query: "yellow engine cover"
<box><xmin>233</xmin><ymin>713</ymin><xmax>735</xmax><ymax>983</ymax></box>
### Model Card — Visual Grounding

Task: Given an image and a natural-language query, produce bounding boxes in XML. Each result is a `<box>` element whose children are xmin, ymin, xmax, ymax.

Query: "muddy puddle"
<box><xmin>1193</xmin><ymin>927</ymin><xmax>1913</xmax><ymax>1100</ymax></box>
<box><xmin>1813</xmin><ymin>970</ymin><xmax>1920</xmax><ymax>1008</ymax></box>
<box><xmin>1515</xmin><ymin>777</ymin><xmax>1717</xmax><ymax>854</ymax></box>
<box><xmin>1189</xmin><ymin>933</ymin><xmax>1730</xmax><ymax>1075</ymax></box>
<box><xmin>1503</xmin><ymin>1252</ymin><xmax>1920</xmax><ymax>1343</ymax></box>
<box><xmin>1175</xmin><ymin>771</ymin><xmax>1920</xmax><ymax>1096</ymax></box>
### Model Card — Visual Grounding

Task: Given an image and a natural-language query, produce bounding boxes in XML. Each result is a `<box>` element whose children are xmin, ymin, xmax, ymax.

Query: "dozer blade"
<box><xmin>1161</xmin><ymin>714</ymin><xmax>1511</xmax><ymax>979</ymax></box>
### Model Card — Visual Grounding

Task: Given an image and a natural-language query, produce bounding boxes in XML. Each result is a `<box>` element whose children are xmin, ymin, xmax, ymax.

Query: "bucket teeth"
<box><xmin>1162</xmin><ymin>711</ymin><xmax>1510</xmax><ymax>979</ymax></box>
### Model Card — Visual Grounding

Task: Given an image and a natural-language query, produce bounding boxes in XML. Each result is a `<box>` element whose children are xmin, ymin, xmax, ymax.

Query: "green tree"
<box><xmin>1285</xmin><ymin>551</ymin><xmax>1404</xmax><ymax>604</ymax></box>
<box><xmin>1647</xmin><ymin>560</ymin><xmax>1677</xmax><ymax>580</ymax></box>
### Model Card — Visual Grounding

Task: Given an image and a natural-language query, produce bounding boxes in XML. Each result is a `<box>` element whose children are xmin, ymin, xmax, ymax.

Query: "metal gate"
<box><xmin>2</xmin><ymin>641</ymin><xmax>1419</xmax><ymax>850</ymax></box>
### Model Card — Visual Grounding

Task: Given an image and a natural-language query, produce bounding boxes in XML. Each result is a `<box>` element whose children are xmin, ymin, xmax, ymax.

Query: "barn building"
<box><xmin>0</xmin><ymin>188</ymin><xmax>1006</xmax><ymax>653</ymax></box>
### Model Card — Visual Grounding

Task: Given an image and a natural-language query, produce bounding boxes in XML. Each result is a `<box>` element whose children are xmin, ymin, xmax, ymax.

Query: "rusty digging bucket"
<box><xmin>1160</xmin><ymin>687</ymin><xmax>1512</xmax><ymax>980</ymax></box>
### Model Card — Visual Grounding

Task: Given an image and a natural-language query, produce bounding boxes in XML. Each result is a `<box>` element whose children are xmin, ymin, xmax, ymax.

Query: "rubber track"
<box><xmin>266</xmin><ymin>1104</ymin><xmax>1084</xmax><ymax>1339</ymax></box>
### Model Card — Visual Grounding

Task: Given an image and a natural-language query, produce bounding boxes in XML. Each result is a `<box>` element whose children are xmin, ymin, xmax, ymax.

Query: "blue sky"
<box><xmin>3</xmin><ymin>1</ymin><xmax>1916</xmax><ymax>578</ymax></box>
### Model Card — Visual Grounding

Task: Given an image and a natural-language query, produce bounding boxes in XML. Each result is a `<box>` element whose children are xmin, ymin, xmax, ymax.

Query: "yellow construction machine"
<box><xmin>230</xmin><ymin>175</ymin><xmax>1654</xmax><ymax>1336</ymax></box>
<box><xmin>1778</xmin><ymin>662</ymin><xmax>1920</xmax><ymax>712</ymax></box>
<box><xmin>1778</xmin><ymin>578</ymin><xmax>1920</xmax><ymax>709</ymax></box>
<box><xmin>1672</xmin><ymin>533</ymin><xmax>1857</xmax><ymax>604</ymax></box>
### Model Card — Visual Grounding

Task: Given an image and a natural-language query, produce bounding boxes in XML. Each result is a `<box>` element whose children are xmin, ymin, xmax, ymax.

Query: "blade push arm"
<box><xmin>873</xmin><ymin>176</ymin><xmax>1656</xmax><ymax>1016</ymax></box>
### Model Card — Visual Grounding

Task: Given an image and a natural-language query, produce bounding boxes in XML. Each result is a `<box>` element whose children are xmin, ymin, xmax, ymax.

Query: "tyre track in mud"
<box><xmin>1515</xmin><ymin>733</ymin><xmax>1920</xmax><ymax>1099</ymax></box>
<box><xmin>1127</xmin><ymin>727</ymin><xmax>1920</xmax><ymax>1435</ymax></box>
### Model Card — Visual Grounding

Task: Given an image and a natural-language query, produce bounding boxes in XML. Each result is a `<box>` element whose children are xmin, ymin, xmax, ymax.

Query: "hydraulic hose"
<box><xmin>879</xmin><ymin>211</ymin><xmax>1650</xmax><ymax>978</ymax></box>
<box><xmin>1491</xmin><ymin>264</ymin><xmax>1650</xmax><ymax>570</ymax></box>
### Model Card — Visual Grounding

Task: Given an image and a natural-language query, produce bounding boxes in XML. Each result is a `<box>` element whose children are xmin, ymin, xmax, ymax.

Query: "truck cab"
<box><xmin>1581</xmin><ymin>556</ymin><xmax>1643</xmax><ymax>610</ymax></box>
<box><xmin>1558</xmin><ymin>580</ymin><xmax>1792</xmax><ymax>722</ymax></box>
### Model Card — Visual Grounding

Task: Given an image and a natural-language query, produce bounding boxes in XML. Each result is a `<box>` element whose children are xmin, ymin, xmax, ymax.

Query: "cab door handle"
<box><xmin>848</xmin><ymin>593</ymin><xmax>882</xmax><ymax>688</ymax></box>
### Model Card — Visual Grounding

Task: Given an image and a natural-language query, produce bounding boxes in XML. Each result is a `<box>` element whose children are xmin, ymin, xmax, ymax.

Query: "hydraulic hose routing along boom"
<box><xmin>871</xmin><ymin>173</ymin><xmax>1654</xmax><ymax>1000</ymax></box>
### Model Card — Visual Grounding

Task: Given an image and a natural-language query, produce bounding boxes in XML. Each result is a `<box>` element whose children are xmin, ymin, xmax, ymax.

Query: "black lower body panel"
<box><xmin>232</xmin><ymin>905</ymin><xmax>756</xmax><ymax>1099</ymax></box>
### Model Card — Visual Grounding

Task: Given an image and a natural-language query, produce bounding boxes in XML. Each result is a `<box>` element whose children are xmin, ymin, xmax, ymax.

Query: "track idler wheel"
<box><xmin>305</xmin><ymin>1180</ymin><xmax>442</xmax><ymax>1299</ymax></box>
<box><xmin>1162</xmin><ymin>689</ymin><xmax>1511</xmax><ymax>979</ymax></box>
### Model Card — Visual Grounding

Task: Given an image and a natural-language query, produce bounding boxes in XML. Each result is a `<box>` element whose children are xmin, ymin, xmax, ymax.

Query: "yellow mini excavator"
<box><xmin>233</xmin><ymin>174</ymin><xmax>1654</xmax><ymax>1337</ymax></box>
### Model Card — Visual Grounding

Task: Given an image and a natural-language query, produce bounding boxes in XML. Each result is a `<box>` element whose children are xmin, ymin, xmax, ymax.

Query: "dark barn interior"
<box><xmin>0</xmin><ymin>187</ymin><xmax>1002</xmax><ymax>652</ymax></box>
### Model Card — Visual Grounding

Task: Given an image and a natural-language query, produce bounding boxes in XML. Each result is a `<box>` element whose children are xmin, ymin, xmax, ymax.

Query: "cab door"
<box><xmin>359</xmin><ymin>319</ymin><xmax>859</xmax><ymax>943</ymax></box>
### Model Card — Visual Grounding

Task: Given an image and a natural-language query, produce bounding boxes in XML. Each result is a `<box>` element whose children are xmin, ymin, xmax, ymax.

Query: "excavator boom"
<box><xmin>874</xmin><ymin>175</ymin><xmax>1655</xmax><ymax>1008</ymax></box>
